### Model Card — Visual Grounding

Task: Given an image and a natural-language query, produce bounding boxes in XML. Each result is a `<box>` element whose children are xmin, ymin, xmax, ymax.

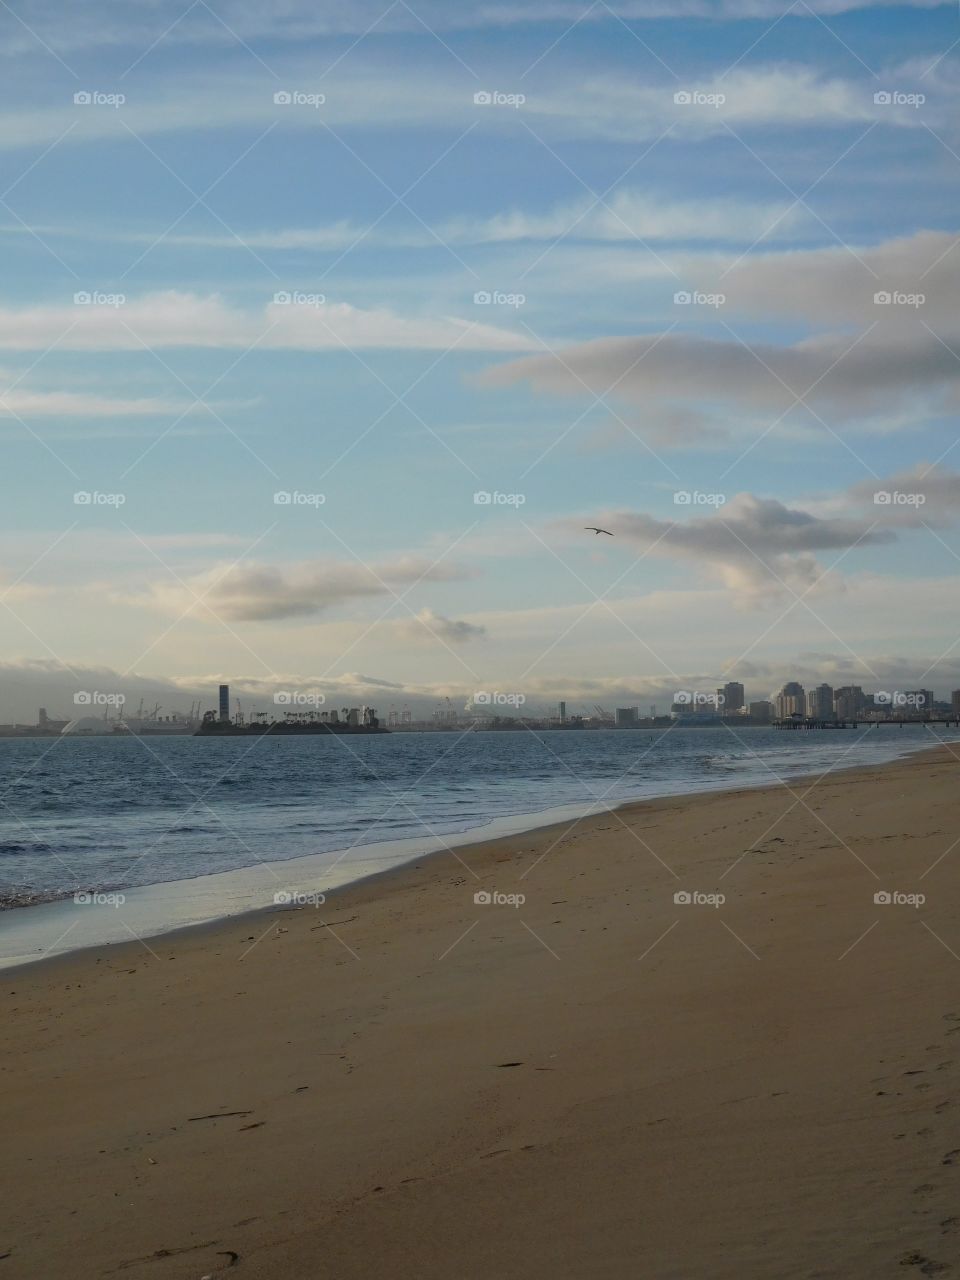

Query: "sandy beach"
<box><xmin>3</xmin><ymin>745</ymin><xmax>960</xmax><ymax>1279</ymax></box>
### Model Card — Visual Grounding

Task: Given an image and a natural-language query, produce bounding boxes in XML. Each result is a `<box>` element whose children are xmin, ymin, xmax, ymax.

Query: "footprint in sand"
<box><xmin>898</xmin><ymin>1254</ymin><xmax>950</xmax><ymax>1276</ymax></box>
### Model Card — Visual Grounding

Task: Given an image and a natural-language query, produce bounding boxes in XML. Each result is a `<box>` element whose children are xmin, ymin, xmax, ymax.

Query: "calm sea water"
<box><xmin>0</xmin><ymin>725</ymin><xmax>955</xmax><ymax>908</ymax></box>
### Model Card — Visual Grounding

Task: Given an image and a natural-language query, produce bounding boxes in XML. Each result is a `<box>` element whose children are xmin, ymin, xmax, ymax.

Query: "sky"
<box><xmin>1</xmin><ymin>0</ymin><xmax>959</xmax><ymax>720</ymax></box>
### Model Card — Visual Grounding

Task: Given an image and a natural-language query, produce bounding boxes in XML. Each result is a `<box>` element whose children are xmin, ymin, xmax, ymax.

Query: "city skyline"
<box><xmin>6</xmin><ymin>669</ymin><xmax>960</xmax><ymax>732</ymax></box>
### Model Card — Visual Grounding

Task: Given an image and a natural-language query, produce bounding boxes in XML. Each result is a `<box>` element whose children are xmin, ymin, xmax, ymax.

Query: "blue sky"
<box><xmin>1</xmin><ymin>0</ymin><xmax>959</xmax><ymax>718</ymax></box>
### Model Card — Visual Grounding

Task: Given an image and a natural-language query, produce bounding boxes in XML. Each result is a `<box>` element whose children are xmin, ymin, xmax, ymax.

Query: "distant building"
<box><xmin>806</xmin><ymin>684</ymin><xmax>834</xmax><ymax>721</ymax></box>
<box><xmin>952</xmin><ymin>690</ymin><xmax>960</xmax><ymax>716</ymax></box>
<box><xmin>775</xmin><ymin>682</ymin><xmax>806</xmax><ymax>719</ymax></box>
<box><xmin>38</xmin><ymin>707</ymin><xmax>68</xmax><ymax>733</ymax></box>
<box><xmin>218</xmin><ymin>684</ymin><xmax>230</xmax><ymax>722</ymax></box>
<box><xmin>559</xmin><ymin>701</ymin><xmax>566</xmax><ymax>724</ymax></box>
<box><xmin>749</xmin><ymin>701</ymin><xmax>773</xmax><ymax>723</ymax></box>
<box><xmin>717</xmin><ymin>682</ymin><xmax>745</xmax><ymax>715</ymax></box>
<box><xmin>833</xmin><ymin>686</ymin><xmax>866</xmax><ymax>720</ymax></box>
<box><xmin>615</xmin><ymin>707</ymin><xmax>639</xmax><ymax>726</ymax></box>
<box><xmin>904</xmin><ymin>690</ymin><xmax>934</xmax><ymax>717</ymax></box>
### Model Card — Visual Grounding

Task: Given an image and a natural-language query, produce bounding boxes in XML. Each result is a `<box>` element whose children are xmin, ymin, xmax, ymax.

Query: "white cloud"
<box><xmin>0</xmin><ymin>292</ymin><xmax>536</xmax><ymax>353</ymax></box>
<box><xmin>134</xmin><ymin>189</ymin><xmax>802</xmax><ymax>253</ymax></box>
<box><xmin>0</xmin><ymin>385</ymin><xmax>206</xmax><ymax>417</ymax></box>
<box><xmin>551</xmin><ymin>493</ymin><xmax>893</xmax><ymax>604</ymax></box>
<box><xmin>121</xmin><ymin>555</ymin><xmax>475</xmax><ymax>622</ymax></box>
<box><xmin>396</xmin><ymin>608</ymin><xmax>487</xmax><ymax>644</ymax></box>
<box><xmin>0</xmin><ymin>0</ymin><xmax>946</xmax><ymax>58</ymax></box>
<box><xmin>0</xmin><ymin>59</ymin><xmax>939</xmax><ymax>152</ymax></box>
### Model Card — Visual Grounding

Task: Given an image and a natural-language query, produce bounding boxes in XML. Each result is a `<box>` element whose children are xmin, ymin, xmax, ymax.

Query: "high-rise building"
<box><xmin>807</xmin><ymin>684</ymin><xmax>834</xmax><ymax>720</ymax></box>
<box><xmin>904</xmin><ymin>690</ymin><xmax>934</xmax><ymax>717</ymax></box>
<box><xmin>749</xmin><ymin>701</ymin><xmax>773</xmax><ymax>723</ymax></box>
<box><xmin>833</xmin><ymin>686</ymin><xmax>866</xmax><ymax>720</ymax></box>
<box><xmin>559</xmin><ymin>701</ymin><xmax>566</xmax><ymax>723</ymax></box>
<box><xmin>717</xmin><ymin>682</ymin><xmax>745</xmax><ymax>715</ymax></box>
<box><xmin>952</xmin><ymin>690</ymin><xmax>960</xmax><ymax>716</ymax></box>
<box><xmin>218</xmin><ymin>684</ymin><xmax>230</xmax><ymax>722</ymax></box>
<box><xmin>775</xmin><ymin>682</ymin><xmax>806</xmax><ymax>719</ymax></box>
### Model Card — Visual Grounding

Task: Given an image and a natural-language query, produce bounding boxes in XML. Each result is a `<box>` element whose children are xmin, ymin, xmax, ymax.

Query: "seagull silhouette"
<box><xmin>585</xmin><ymin>526</ymin><xmax>613</xmax><ymax>536</ymax></box>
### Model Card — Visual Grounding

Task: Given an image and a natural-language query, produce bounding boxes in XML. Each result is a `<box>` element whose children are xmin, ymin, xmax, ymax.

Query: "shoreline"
<box><xmin>4</xmin><ymin>743</ymin><xmax>960</xmax><ymax>1277</ymax></box>
<box><xmin>0</xmin><ymin>732</ymin><xmax>951</xmax><ymax>972</ymax></box>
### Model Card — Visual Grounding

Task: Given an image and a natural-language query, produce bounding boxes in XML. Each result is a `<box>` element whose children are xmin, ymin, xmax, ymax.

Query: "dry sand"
<box><xmin>3</xmin><ymin>746</ymin><xmax>960</xmax><ymax>1279</ymax></box>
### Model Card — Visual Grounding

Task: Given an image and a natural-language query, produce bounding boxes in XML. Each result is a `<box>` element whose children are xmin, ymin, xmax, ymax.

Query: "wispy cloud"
<box><xmin>0</xmin><ymin>60</ymin><xmax>940</xmax><ymax>151</ymax></box>
<box><xmin>0</xmin><ymin>0</ymin><xmax>947</xmax><ymax>58</ymax></box>
<box><xmin>0</xmin><ymin>292</ymin><xmax>536</xmax><ymax>352</ymax></box>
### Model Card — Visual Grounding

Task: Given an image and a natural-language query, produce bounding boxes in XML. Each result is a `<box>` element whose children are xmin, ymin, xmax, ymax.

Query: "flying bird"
<box><xmin>585</xmin><ymin>526</ymin><xmax>613</xmax><ymax>536</ymax></box>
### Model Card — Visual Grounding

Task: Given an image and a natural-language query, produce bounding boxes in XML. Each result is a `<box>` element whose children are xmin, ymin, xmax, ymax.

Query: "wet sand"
<box><xmin>3</xmin><ymin>745</ymin><xmax>960</xmax><ymax>1278</ymax></box>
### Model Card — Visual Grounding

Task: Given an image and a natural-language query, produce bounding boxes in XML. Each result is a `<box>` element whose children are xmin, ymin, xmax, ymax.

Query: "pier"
<box><xmin>773</xmin><ymin>717</ymin><xmax>960</xmax><ymax>730</ymax></box>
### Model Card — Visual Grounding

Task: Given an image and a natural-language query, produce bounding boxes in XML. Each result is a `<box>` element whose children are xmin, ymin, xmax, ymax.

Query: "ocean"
<box><xmin>0</xmin><ymin>724</ymin><xmax>955</xmax><ymax>966</ymax></box>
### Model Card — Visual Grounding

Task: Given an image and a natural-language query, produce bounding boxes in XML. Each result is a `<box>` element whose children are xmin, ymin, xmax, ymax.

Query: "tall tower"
<box><xmin>219</xmin><ymin>684</ymin><xmax>230</xmax><ymax>722</ymax></box>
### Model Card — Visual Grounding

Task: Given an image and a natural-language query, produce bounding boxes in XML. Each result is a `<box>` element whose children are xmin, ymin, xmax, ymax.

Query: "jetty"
<box><xmin>773</xmin><ymin>717</ymin><xmax>960</xmax><ymax>730</ymax></box>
